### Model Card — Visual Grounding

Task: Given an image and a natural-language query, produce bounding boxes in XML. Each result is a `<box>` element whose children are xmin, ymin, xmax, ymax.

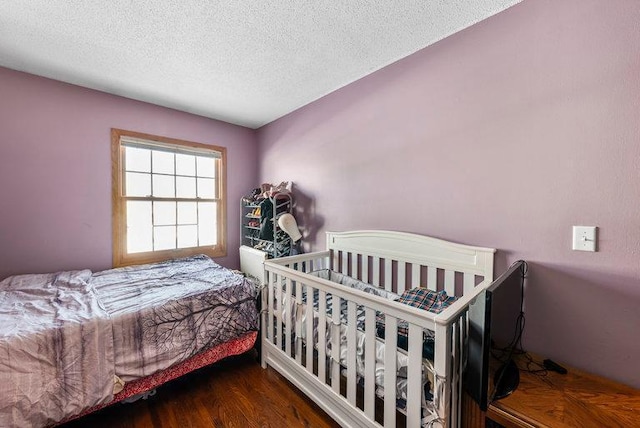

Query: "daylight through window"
<box><xmin>112</xmin><ymin>129</ymin><xmax>226</xmax><ymax>266</ymax></box>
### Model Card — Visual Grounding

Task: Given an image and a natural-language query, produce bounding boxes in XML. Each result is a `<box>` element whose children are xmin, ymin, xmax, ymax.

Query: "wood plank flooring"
<box><xmin>484</xmin><ymin>352</ymin><xmax>640</xmax><ymax>428</ymax></box>
<box><xmin>60</xmin><ymin>351</ymin><xmax>339</xmax><ymax>428</ymax></box>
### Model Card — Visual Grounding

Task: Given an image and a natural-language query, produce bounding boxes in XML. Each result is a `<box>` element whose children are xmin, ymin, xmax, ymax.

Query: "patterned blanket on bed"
<box><xmin>89</xmin><ymin>255</ymin><xmax>259</xmax><ymax>381</ymax></box>
<box><xmin>0</xmin><ymin>270</ymin><xmax>115</xmax><ymax>428</ymax></box>
<box><xmin>0</xmin><ymin>255</ymin><xmax>259</xmax><ymax>427</ymax></box>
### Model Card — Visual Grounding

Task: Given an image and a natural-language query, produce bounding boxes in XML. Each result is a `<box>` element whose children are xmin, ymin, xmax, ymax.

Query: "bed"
<box><xmin>0</xmin><ymin>255</ymin><xmax>259</xmax><ymax>428</ymax></box>
<box><xmin>261</xmin><ymin>230</ymin><xmax>496</xmax><ymax>428</ymax></box>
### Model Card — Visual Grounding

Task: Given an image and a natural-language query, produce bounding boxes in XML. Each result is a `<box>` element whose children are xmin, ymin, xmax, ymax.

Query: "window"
<box><xmin>111</xmin><ymin>129</ymin><xmax>226</xmax><ymax>267</ymax></box>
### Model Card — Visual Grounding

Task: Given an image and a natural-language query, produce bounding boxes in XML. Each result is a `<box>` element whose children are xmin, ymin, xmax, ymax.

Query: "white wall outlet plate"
<box><xmin>572</xmin><ymin>226</ymin><xmax>597</xmax><ymax>252</ymax></box>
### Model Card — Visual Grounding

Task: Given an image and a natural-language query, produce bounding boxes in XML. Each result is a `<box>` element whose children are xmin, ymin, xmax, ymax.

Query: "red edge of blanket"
<box><xmin>56</xmin><ymin>331</ymin><xmax>258</xmax><ymax>426</ymax></box>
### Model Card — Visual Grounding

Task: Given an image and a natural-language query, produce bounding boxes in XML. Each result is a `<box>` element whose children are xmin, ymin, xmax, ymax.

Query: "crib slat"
<box><xmin>295</xmin><ymin>279</ymin><xmax>303</xmax><ymax>364</ymax></box>
<box><xmin>427</xmin><ymin>266</ymin><xmax>438</xmax><ymax>291</ymax></box>
<box><xmin>407</xmin><ymin>323</ymin><xmax>423</xmax><ymax>427</ymax></box>
<box><xmin>397</xmin><ymin>261</ymin><xmax>406</xmax><ymax>294</ymax></box>
<box><xmin>318</xmin><ymin>289</ymin><xmax>327</xmax><ymax>383</ymax></box>
<box><xmin>458</xmin><ymin>313</ymin><xmax>468</xmax><ymax>424</ymax></box>
<box><xmin>346</xmin><ymin>300</ymin><xmax>357</xmax><ymax>405</ymax></box>
<box><xmin>361</xmin><ymin>255</ymin><xmax>369</xmax><ymax>283</ymax></box>
<box><xmin>435</xmin><ymin>323</ymin><xmax>452</xmax><ymax>427</ymax></box>
<box><xmin>372</xmin><ymin>256</ymin><xmax>380</xmax><ymax>287</ymax></box>
<box><xmin>285</xmin><ymin>277</ymin><xmax>292</xmax><ymax>357</ymax></box>
<box><xmin>341</xmin><ymin>251</ymin><xmax>349</xmax><ymax>275</ymax></box>
<box><xmin>463</xmin><ymin>272</ymin><xmax>475</xmax><ymax>295</ymax></box>
<box><xmin>305</xmin><ymin>285</ymin><xmax>314</xmax><ymax>373</ymax></box>
<box><xmin>331</xmin><ymin>250</ymin><xmax>339</xmax><ymax>272</ymax></box>
<box><xmin>411</xmin><ymin>263</ymin><xmax>420</xmax><ymax>288</ymax></box>
<box><xmin>364</xmin><ymin>307</ymin><xmax>376</xmax><ymax>420</ymax></box>
<box><xmin>456</xmin><ymin>316</ymin><xmax>467</xmax><ymax>428</ymax></box>
<box><xmin>451</xmin><ymin>318</ymin><xmax>460</xmax><ymax>428</ymax></box>
<box><xmin>275</xmin><ymin>274</ymin><xmax>283</xmax><ymax>351</ymax></box>
<box><xmin>384</xmin><ymin>316</ymin><xmax>397</xmax><ymax>427</ymax></box>
<box><xmin>384</xmin><ymin>259</ymin><xmax>393</xmax><ymax>292</ymax></box>
<box><xmin>267</xmin><ymin>272</ymin><xmax>274</xmax><ymax>343</ymax></box>
<box><xmin>445</xmin><ymin>270</ymin><xmax>455</xmax><ymax>296</ymax></box>
<box><xmin>331</xmin><ymin>295</ymin><xmax>341</xmax><ymax>394</ymax></box>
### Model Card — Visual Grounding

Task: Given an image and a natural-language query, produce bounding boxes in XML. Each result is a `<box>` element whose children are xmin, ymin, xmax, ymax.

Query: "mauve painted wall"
<box><xmin>258</xmin><ymin>0</ymin><xmax>640</xmax><ymax>387</ymax></box>
<box><xmin>0</xmin><ymin>67</ymin><xmax>258</xmax><ymax>279</ymax></box>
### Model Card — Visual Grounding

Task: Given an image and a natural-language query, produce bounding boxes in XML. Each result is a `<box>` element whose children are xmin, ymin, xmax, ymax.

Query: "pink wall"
<box><xmin>0</xmin><ymin>67</ymin><xmax>258</xmax><ymax>278</ymax></box>
<box><xmin>258</xmin><ymin>0</ymin><xmax>640</xmax><ymax>387</ymax></box>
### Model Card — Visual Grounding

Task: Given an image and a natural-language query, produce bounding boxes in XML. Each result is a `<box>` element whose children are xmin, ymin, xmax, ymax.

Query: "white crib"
<box><xmin>261</xmin><ymin>230</ymin><xmax>495</xmax><ymax>427</ymax></box>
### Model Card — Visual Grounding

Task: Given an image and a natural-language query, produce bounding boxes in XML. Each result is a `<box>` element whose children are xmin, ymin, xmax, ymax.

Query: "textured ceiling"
<box><xmin>0</xmin><ymin>1</ymin><xmax>521</xmax><ymax>128</ymax></box>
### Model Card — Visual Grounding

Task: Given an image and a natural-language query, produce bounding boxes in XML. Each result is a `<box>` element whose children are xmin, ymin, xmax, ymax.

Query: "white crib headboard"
<box><xmin>326</xmin><ymin>230</ymin><xmax>496</xmax><ymax>296</ymax></box>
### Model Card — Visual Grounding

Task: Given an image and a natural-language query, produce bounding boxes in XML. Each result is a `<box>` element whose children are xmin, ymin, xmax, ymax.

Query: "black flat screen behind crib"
<box><xmin>463</xmin><ymin>260</ymin><xmax>526</xmax><ymax>411</ymax></box>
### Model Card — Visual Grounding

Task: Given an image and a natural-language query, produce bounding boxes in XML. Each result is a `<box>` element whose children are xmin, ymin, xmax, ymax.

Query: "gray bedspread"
<box><xmin>0</xmin><ymin>255</ymin><xmax>259</xmax><ymax>427</ymax></box>
<box><xmin>89</xmin><ymin>255</ymin><xmax>259</xmax><ymax>381</ymax></box>
<box><xmin>0</xmin><ymin>270</ymin><xmax>114</xmax><ymax>428</ymax></box>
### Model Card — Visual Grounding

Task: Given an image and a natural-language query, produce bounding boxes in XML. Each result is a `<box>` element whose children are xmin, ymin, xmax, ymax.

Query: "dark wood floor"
<box><xmin>60</xmin><ymin>351</ymin><xmax>339</xmax><ymax>428</ymax></box>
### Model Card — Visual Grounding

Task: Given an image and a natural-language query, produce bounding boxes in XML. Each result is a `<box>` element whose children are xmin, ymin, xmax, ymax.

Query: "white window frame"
<box><xmin>111</xmin><ymin>128</ymin><xmax>227</xmax><ymax>267</ymax></box>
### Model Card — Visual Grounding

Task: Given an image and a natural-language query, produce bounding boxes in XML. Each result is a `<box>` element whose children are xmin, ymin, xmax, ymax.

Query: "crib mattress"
<box><xmin>277</xmin><ymin>270</ymin><xmax>437</xmax><ymax>414</ymax></box>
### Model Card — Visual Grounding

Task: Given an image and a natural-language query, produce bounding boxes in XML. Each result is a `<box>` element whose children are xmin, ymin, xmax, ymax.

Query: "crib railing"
<box><xmin>261</xmin><ymin>251</ymin><xmax>489</xmax><ymax>428</ymax></box>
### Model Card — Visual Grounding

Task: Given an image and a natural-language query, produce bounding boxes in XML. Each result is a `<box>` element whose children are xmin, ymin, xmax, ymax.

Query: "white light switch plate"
<box><xmin>572</xmin><ymin>226</ymin><xmax>597</xmax><ymax>251</ymax></box>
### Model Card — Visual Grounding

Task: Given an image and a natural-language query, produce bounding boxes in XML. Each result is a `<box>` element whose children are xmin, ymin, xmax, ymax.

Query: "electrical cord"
<box><xmin>520</xmin><ymin>352</ymin><xmax>548</xmax><ymax>375</ymax></box>
<box><xmin>490</xmin><ymin>260</ymin><xmax>548</xmax><ymax>377</ymax></box>
<box><xmin>490</xmin><ymin>260</ymin><xmax>527</xmax><ymax>357</ymax></box>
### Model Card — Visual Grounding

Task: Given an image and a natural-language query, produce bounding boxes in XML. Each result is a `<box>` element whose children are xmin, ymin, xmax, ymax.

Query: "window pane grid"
<box><xmin>127</xmin><ymin>198</ymin><xmax>217</xmax><ymax>251</ymax></box>
<box><xmin>131</xmin><ymin>172</ymin><xmax>211</xmax><ymax>179</ymax></box>
<box><xmin>124</xmin><ymin>150</ymin><xmax>217</xmax><ymax>199</ymax></box>
<box><xmin>115</xmin><ymin>130</ymin><xmax>225</xmax><ymax>265</ymax></box>
<box><xmin>124</xmin><ymin>196</ymin><xmax>219</xmax><ymax>202</ymax></box>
